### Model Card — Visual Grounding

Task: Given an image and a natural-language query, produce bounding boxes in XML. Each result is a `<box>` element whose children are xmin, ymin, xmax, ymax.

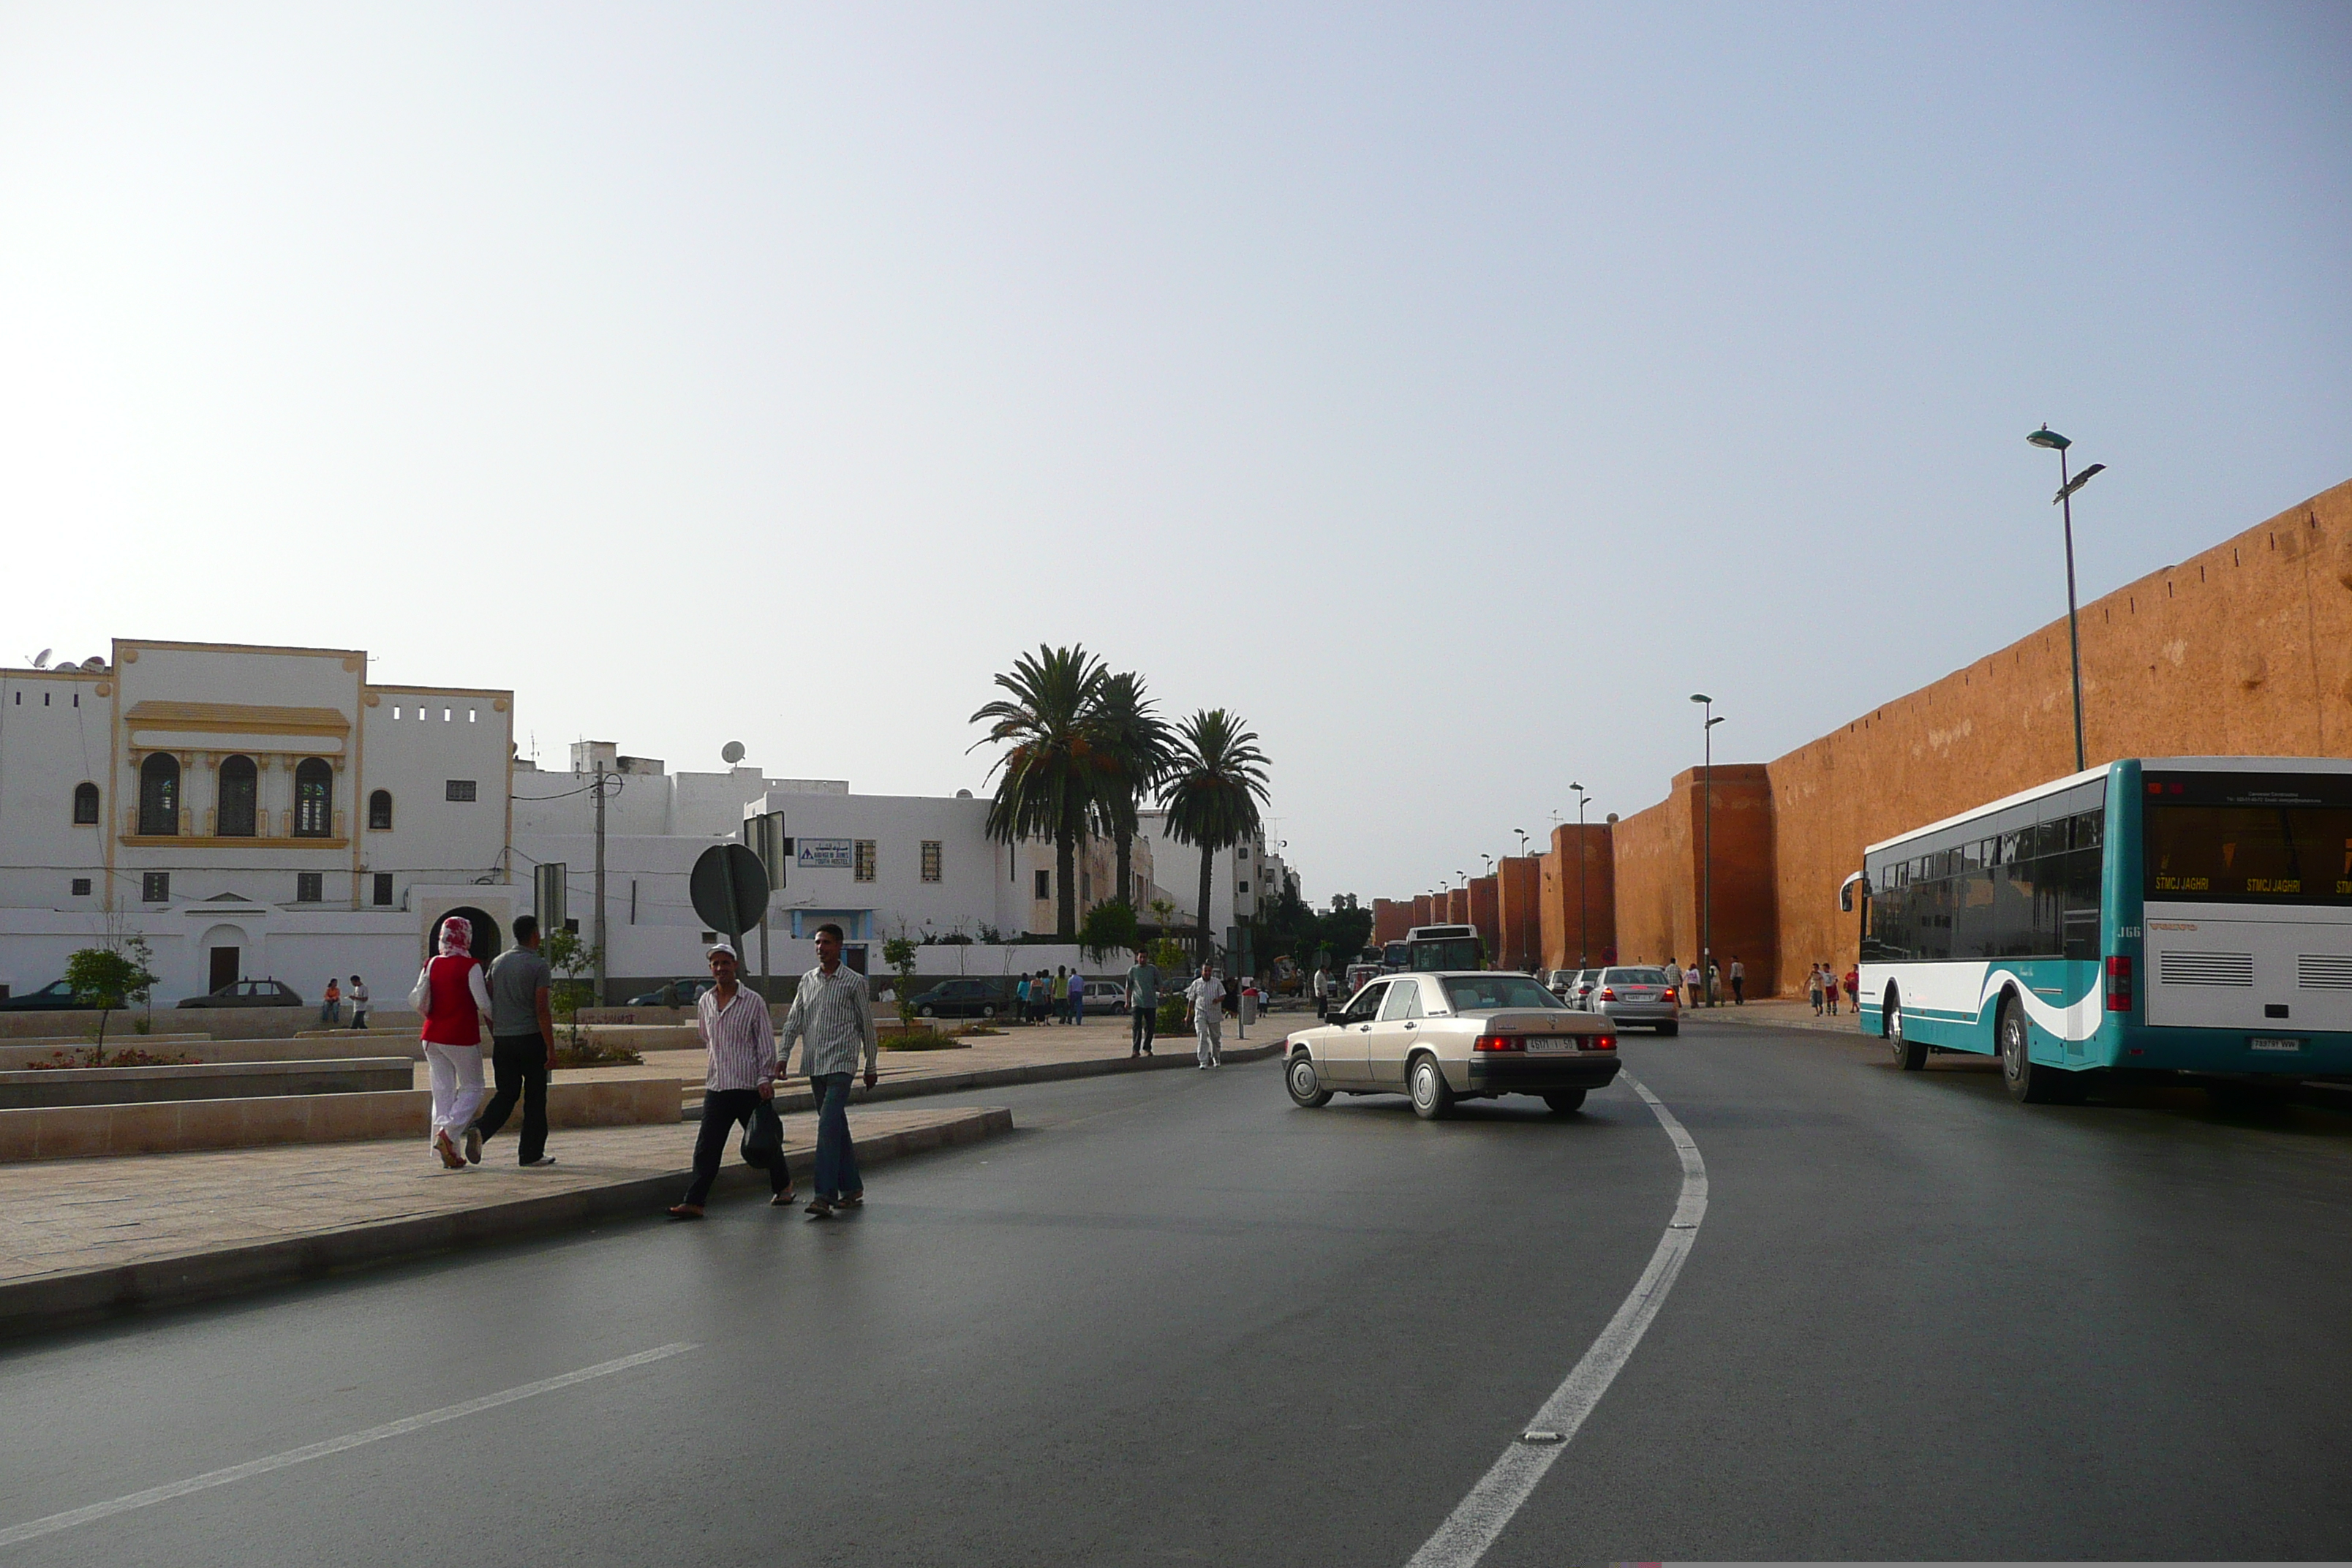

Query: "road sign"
<box><xmin>690</xmin><ymin>843</ymin><xmax>769</xmax><ymax>942</ymax></box>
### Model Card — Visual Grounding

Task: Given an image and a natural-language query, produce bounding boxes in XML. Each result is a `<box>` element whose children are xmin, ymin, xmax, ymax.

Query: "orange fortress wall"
<box><xmin>1357</xmin><ymin>478</ymin><xmax>2352</xmax><ymax>1001</ymax></box>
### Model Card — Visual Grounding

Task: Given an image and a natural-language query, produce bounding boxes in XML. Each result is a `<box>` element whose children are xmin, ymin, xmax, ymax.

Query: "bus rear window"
<box><xmin>2144</xmin><ymin>803</ymin><xmax>2352</xmax><ymax>905</ymax></box>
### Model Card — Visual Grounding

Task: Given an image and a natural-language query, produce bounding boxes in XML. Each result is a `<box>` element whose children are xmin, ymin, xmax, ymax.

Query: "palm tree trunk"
<box><xmin>1115</xmin><ymin>826</ymin><xmax>1134</xmax><ymax>912</ymax></box>
<box><xmin>1057</xmin><ymin>832</ymin><xmax>1078</xmax><ymax>939</ymax></box>
<box><xmin>1196</xmin><ymin>843</ymin><xmax>1215</xmax><ymax>968</ymax></box>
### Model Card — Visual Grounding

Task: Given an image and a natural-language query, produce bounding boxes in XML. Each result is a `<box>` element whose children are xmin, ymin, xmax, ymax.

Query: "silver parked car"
<box><xmin>1559</xmin><ymin>968</ymin><xmax>1601</xmax><ymax>1010</ymax></box>
<box><xmin>1586</xmin><ymin>966</ymin><xmax>1680</xmax><ymax>1035</ymax></box>
<box><xmin>1280</xmin><ymin>971</ymin><xmax>1621</xmax><ymax>1119</ymax></box>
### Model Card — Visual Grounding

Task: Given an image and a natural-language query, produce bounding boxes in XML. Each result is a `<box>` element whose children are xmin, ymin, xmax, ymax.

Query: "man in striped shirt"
<box><xmin>781</xmin><ymin>922</ymin><xmax>878</xmax><ymax>1219</ymax></box>
<box><xmin>668</xmin><ymin>942</ymin><xmax>792</xmax><ymax>1219</ymax></box>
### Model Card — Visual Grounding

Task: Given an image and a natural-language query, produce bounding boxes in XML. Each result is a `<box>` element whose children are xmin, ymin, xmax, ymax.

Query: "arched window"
<box><xmin>294</xmin><ymin>758</ymin><xmax>333</xmax><ymax>837</ymax></box>
<box><xmin>72</xmin><ymin>782</ymin><xmax>100</xmax><ymax>826</ymax></box>
<box><xmin>216</xmin><ymin>755</ymin><xmax>257</xmax><ymax>837</ymax></box>
<box><xmin>138</xmin><ymin>754</ymin><xmax>180</xmax><ymax>835</ymax></box>
<box><xmin>368</xmin><ymin>789</ymin><xmax>393</xmax><ymax>831</ymax></box>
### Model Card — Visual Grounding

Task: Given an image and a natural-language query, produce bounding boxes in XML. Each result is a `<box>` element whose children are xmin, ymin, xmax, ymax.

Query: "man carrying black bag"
<box><xmin>668</xmin><ymin>941</ymin><xmax>794</xmax><ymax>1218</ymax></box>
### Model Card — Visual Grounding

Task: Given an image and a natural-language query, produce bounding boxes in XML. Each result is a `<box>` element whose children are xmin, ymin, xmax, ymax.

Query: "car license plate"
<box><xmin>1526</xmin><ymin>1038</ymin><xmax>1574</xmax><ymax>1053</ymax></box>
<box><xmin>2249</xmin><ymin>1036</ymin><xmax>2302</xmax><ymax>1052</ymax></box>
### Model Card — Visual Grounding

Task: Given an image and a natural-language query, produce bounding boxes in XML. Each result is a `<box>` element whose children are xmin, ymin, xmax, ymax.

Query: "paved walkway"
<box><xmin>0</xmin><ymin>1101</ymin><xmax>1008</xmax><ymax>1331</ymax></box>
<box><xmin>1690</xmin><ymin>996</ymin><xmax>1870</xmax><ymax>1036</ymax></box>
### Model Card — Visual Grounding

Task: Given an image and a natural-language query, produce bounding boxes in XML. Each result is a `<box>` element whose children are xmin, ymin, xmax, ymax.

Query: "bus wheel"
<box><xmin>1999</xmin><ymin>998</ymin><xmax>2069</xmax><ymax>1104</ymax></box>
<box><xmin>1887</xmin><ymin>990</ymin><xmax>1926</xmax><ymax>1071</ymax></box>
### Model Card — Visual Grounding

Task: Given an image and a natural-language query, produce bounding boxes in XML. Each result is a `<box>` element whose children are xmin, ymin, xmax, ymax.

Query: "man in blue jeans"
<box><xmin>779</xmin><ymin>922</ymin><xmax>878</xmax><ymax>1220</ymax></box>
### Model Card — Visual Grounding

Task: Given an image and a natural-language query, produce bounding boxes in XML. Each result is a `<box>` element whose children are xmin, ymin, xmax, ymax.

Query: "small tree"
<box><xmin>882</xmin><ymin>935</ymin><xmax>921</xmax><ymax>1026</ymax></box>
<box><xmin>542</xmin><ymin>927</ymin><xmax>600</xmax><ymax>1045</ymax></box>
<box><xmin>1077</xmin><ymin>900</ymin><xmax>1139</xmax><ymax>965</ymax></box>
<box><xmin>67</xmin><ymin>936</ymin><xmax>157</xmax><ymax>1057</ymax></box>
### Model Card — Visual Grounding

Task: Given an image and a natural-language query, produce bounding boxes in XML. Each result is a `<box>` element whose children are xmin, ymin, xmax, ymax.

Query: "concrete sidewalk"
<box><xmin>0</xmin><ymin>1101</ymin><xmax>1010</xmax><ymax>1340</ymax></box>
<box><xmin>491</xmin><ymin>1015</ymin><xmax>1284</xmax><ymax>1114</ymax></box>
<box><xmin>1695</xmin><ymin>997</ymin><xmax>1870</xmax><ymax>1036</ymax></box>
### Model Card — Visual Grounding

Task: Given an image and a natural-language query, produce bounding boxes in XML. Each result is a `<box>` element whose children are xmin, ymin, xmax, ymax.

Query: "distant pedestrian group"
<box><xmin>1808</xmin><ymin>963</ymin><xmax>1855</xmax><ymax>1016</ymax></box>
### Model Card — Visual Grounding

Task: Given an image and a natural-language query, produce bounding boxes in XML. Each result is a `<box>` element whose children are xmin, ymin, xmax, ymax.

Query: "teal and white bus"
<box><xmin>1847</xmin><ymin>757</ymin><xmax>2352</xmax><ymax>1104</ymax></box>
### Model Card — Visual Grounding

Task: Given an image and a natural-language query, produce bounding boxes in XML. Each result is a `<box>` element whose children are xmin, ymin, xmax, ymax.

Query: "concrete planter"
<box><xmin>0</xmin><ymin>1058</ymin><xmax>415</xmax><ymax>1109</ymax></box>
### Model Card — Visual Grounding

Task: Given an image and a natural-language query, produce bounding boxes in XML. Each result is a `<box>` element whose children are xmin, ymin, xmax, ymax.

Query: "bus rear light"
<box><xmin>2106</xmin><ymin>954</ymin><xmax>2133</xmax><ymax>1012</ymax></box>
<box><xmin>1472</xmin><ymin>1034</ymin><xmax>1524</xmax><ymax>1052</ymax></box>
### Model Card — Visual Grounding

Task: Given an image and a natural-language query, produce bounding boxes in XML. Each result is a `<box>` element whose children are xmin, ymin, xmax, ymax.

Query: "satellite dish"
<box><xmin>956</xmin><ymin>788</ymin><xmax>973</xmax><ymax>799</ymax></box>
<box><xmin>720</xmin><ymin>740</ymin><xmax>746</xmax><ymax>765</ymax></box>
<box><xmin>29</xmin><ymin>649</ymin><xmax>50</xmax><ymax>669</ymax></box>
<box><xmin>80</xmin><ymin>657</ymin><xmax>104</xmax><ymax>671</ymax></box>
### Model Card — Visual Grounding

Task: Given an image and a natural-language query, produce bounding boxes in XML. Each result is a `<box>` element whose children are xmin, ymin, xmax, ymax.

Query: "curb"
<box><xmin>0</xmin><ymin>1107</ymin><xmax>1012</xmax><ymax>1343</ymax></box>
<box><xmin>717</xmin><ymin>1040</ymin><xmax>1283</xmax><ymax>1116</ymax></box>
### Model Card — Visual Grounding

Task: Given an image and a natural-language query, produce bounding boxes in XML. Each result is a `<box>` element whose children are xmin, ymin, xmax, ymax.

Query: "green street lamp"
<box><xmin>1689</xmin><ymin>696</ymin><xmax>1725</xmax><ymax>1004</ymax></box>
<box><xmin>1569</xmin><ymin>781</ymin><xmax>1591</xmax><ymax>965</ymax></box>
<box><xmin>2029</xmin><ymin>425</ymin><xmax>2106</xmax><ymax>773</ymax></box>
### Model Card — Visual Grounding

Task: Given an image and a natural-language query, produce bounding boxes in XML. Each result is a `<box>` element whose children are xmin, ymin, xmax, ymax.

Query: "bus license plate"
<box><xmin>2249</xmin><ymin>1036</ymin><xmax>2303</xmax><ymax>1052</ymax></box>
<box><xmin>1527</xmin><ymin>1039</ymin><xmax>1574</xmax><ymax>1054</ymax></box>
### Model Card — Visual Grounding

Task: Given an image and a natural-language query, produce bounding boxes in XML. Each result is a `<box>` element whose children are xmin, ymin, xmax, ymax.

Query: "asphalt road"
<box><xmin>4</xmin><ymin>1018</ymin><xmax>2351</xmax><ymax>1564</ymax></box>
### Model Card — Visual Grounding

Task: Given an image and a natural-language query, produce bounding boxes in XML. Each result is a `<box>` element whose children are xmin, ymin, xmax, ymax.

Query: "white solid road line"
<box><xmin>0</xmin><ymin>1342</ymin><xmax>697</xmax><ymax>1550</ymax></box>
<box><xmin>1404</xmin><ymin>1073</ymin><xmax>1708</xmax><ymax>1568</ymax></box>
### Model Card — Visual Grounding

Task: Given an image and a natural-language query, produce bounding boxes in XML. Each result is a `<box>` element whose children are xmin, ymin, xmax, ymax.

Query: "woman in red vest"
<box><xmin>409</xmin><ymin>915</ymin><xmax>494</xmax><ymax>1169</ymax></box>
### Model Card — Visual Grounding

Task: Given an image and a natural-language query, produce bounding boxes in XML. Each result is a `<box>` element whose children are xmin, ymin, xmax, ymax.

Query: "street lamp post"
<box><xmin>2029</xmin><ymin>425</ymin><xmax>2106</xmax><ymax>774</ymax></box>
<box><xmin>1570</xmin><ymin>781</ymin><xmax>1591</xmax><ymax>966</ymax></box>
<box><xmin>1689</xmin><ymin>695</ymin><xmax>1725</xmax><ymax>1005</ymax></box>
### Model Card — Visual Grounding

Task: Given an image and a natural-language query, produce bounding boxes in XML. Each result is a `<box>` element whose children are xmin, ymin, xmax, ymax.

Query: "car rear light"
<box><xmin>1471</xmin><ymin>1033</ymin><xmax>1525</xmax><ymax>1052</ymax></box>
<box><xmin>2106</xmin><ymin>954</ymin><xmax>2133</xmax><ymax>1013</ymax></box>
<box><xmin>1598</xmin><ymin>987</ymin><xmax>1617</xmax><ymax>1001</ymax></box>
<box><xmin>1591</xmin><ymin>1033</ymin><xmax>1616</xmax><ymax>1051</ymax></box>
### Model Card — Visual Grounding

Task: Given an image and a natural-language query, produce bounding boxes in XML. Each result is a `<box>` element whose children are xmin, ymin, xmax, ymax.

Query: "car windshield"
<box><xmin>1605</xmin><ymin>968</ymin><xmax>1672</xmax><ymax>986</ymax></box>
<box><xmin>1443</xmin><ymin>976</ymin><xmax>1565</xmax><ymax>1011</ymax></box>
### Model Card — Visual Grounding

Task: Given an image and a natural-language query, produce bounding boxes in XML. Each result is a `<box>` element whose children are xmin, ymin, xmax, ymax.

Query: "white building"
<box><xmin>0</xmin><ymin>639</ymin><xmax>516</xmax><ymax>1005</ymax></box>
<box><xmin>1137</xmin><ymin>808</ymin><xmax>1270</xmax><ymax>940</ymax></box>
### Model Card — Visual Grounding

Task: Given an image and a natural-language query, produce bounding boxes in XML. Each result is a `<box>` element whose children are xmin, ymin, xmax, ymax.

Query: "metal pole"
<box><xmin>592</xmin><ymin>763</ymin><xmax>608</xmax><ymax>1006</ymax></box>
<box><xmin>2059</xmin><ymin>446</ymin><xmax>2087</xmax><ymax>773</ymax></box>
<box><xmin>1701</xmin><ymin>706</ymin><xmax>1714</xmax><ymax>1007</ymax></box>
<box><xmin>1576</xmin><ymin>794</ymin><xmax>1588</xmax><ymax>967</ymax></box>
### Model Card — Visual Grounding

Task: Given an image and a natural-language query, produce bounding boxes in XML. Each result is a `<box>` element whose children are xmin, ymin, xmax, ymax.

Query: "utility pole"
<box><xmin>2029</xmin><ymin>426</ymin><xmax>2104</xmax><ymax>774</ymax></box>
<box><xmin>592</xmin><ymin>759</ymin><xmax>609</xmax><ymax>1005</ymax></box>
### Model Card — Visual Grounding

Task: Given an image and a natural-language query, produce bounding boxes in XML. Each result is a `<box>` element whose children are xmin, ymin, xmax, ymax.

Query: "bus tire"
<box><xmin>1887</xmin><ymin>989</ymin><xmax>1926</xmax><ymax>1071</ymax></box>
<box><xmin>1998</xmin><ymin>996</ymin><xmax>2067</xmax><ymax>1104</ymax></box>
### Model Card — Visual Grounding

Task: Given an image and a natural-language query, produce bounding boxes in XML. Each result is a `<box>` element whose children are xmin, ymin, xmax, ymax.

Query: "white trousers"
<box><xmin>424</xmin><ymin>1042</ymin><xmax>486</xmax><ymax>1141</ymax></box>
<box><xmin>1195</xmin><ymin>1013</ymin><xmax>1222</xmax><ymax>1066</ymax></box>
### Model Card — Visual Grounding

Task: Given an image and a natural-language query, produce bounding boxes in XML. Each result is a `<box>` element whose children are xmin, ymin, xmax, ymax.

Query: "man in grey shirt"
<box><xmin>1126</xmin><ymin>947</ymin><xmax>1160</xmax><ymax>1058</ymax></box>
<box><xmin>467</xmin><ymin>914</ymin><xmax>557</xmax><ymax>1166</ymax></box>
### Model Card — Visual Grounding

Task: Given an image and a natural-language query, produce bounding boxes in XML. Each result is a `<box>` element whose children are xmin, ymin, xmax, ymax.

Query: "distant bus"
<box><xmin>1849</xmin><ymin>757</ymin><xmax>2352</xmax><ymax>1104</ymax></box>
<box><xmin>1396</xmin><ymin>924</ymin><xmax>1484</xmax><ymax>973</ymax></box>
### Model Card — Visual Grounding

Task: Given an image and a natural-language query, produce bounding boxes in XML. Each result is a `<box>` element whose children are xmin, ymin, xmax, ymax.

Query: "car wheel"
<box><xmin>919</xmin><ymin>1004</ymin><xmax>935</xmax><ymax>1018</ymax></box>
<box><xmin>1542</xmin><ymin>1090</ymin><xmax>1586</xmax><ymax>1114</ymax></box>
<box><xmin>1286</xmin><ymin>1052</ymin><xmax>1333</xmax><ymax>1108</ymax></box>
<box><xmin>981</xmin><ymin>1005</ymin><xmax>996</xmax><ymax>1019</ymax></box>
<box><xmin>1888</xmin><ymin>989</ymin><xmax>1926</xmax><ymax>1071</ymax></box>
<box><xmin>1656</xmin><ymin>1022</ymin><xmax>1678</xmax><ymax>1037</ymax></box>
<box><xmin>1409</xmin><ymin>1055</ymin><xmax>1454</xmax><ymax>1121</ymax></box>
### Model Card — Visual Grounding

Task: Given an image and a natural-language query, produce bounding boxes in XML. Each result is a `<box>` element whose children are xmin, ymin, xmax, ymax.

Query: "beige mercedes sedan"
<box><xmin>1278</xmin><ymin>970</ymin><xmax>1621</xmax><ymax>1118</ymax></box>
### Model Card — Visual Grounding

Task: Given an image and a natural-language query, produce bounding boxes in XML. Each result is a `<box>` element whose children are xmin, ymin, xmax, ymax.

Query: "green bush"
<box><xmin>881</xmin><ymin>1028</ymin><xmax>969</xmax><ymax>1052</ymax></box>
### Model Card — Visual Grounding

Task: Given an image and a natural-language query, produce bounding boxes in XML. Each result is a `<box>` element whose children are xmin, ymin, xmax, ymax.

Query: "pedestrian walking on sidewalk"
<box><xmin>1238</xmin><ymin>978</ymin><xmax>1257</xmax><ymax>1039</ymax></box>
<box><xmin>1842</xmin><ymin>965</ymin><xmax>1860</xmax><ymax>1014</ymax></box>
<box><xmin>410</xmin><ymin>915</ymin><xmax>492</xmax><ymax>1170</ymax></box>
<box><xmin>469</xmin><ymin>914</ymin><xmax>557</xmax><ymax>1168</ymax></box>
<box><xmin>1126</xmin><ymin>947</ymin><xmax>1160</xmax><ymax>1056</ymax></box>
<box><xmin>1808</xmin><ymin>965</ymin><xmax>1825</xmax><ymax>1014</ymax></box>
<box><xmin>782</xmin><ymin>922</ymin><xmax>878</xmax><ymax>1220</ymax></box>
<box><xmin>320</xmin><ymin>977</ymin><xmax>341</xmax><ymax>1026</ymax></box>
<box><xmin>1823</xmin><ymin>960</ymin><xmax>1840</xmax><ymax>1015</ymax></box>
<box><xmin>1068</xmin><ymin>969</ymin><xmax>1086</xmax><ymax>1026</ymax></box>
<box><xmin>1014</xmin><ymin>973</ymin><xmax>1030</xmax><ymax>1023</ymax></box>
<box><xmin>1729</xmin><ymin>956</ymin><xmax>1745</xmax><ymax>1005</ymax></box>
<box><xmin>347</xmin><ymin>975</ymin><xmax>369</xmax><ymax>1029</ymax></box>
<box><xmin>1313</xmin><ymin>964</ymin><xmax>1332</xmax><ymax>1020</ymax></box>
<box><xmin>668</xmin><ymin>942</ymin><xmax>791</xmax><ymax>1219</ymax></box>
<box><xmin>1186</xmin><ymin>962</ymin><xmax>1224</xmax><ymax>1068</ymax></box>
<box><xmin>1684</xmin><ymin>962</ymin><xmax>1702</xmax><ymax>1011</ymax></box>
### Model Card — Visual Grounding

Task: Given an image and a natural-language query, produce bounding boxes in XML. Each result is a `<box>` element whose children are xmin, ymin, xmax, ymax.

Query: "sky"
<box><xmin>3</xmin><ymin>2</ymin><xmax>2348</xmax><ymax>903</ymax></box>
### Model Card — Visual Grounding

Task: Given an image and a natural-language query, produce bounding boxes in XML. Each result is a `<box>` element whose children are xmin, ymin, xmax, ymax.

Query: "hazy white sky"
<box><xmin>4</xmin><ymin>3</ymin><xmax>2347</xmax><ymax>900</ymax></box>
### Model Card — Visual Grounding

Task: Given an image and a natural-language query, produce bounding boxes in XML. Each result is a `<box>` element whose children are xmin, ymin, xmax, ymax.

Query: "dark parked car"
<box><xmin>0</xmin><ymin>979</ymin><xmax>93</xmax><ymax>1011</ymax></box>
<box><xmin>178</xmin><ymin>979</ymin><xmax>304</xmax><ymax>1008</ymax></box>
<box><xmin>906</xmin><ymin>979</ymin><xmax>1004</xmax><ymax>1019</ymax></box>
<box><xmin>624</xmin><ymin>979</ymin><xmax>714</xmax><ymax>1008</ymax></box>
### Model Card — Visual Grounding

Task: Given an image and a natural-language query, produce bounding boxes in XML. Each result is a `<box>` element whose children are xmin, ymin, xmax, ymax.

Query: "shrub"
<box><xmin>880</xmin><ymin>1028</ymin><xmax>968</xmax><ymax>1052</ymax></box>
<box><xmin>551</xmin><ymin>1037</ymin><xmax>645</xmax><ymax>1068</ymax></box>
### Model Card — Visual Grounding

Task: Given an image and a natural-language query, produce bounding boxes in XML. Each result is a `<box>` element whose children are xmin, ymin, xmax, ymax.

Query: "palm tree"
<box><xmin>1088</xmin><ymin>671</ymin><xmax>1172</xmax><ymax>915</ymax></box>
<box><xmin>970</xmin><ymin>645</ymin><xmax>1110</xmax><ymax>939</ymax></box>
<box><xmin>1157</xmin><ymin>709</ymin><xmax>1272</xmax><ymax>967</ymax></box>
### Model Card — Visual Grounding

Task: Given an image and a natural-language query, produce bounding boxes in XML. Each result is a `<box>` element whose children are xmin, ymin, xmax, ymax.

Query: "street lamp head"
<box><xmin>1689</xmin><ymin>693</ymin><xmax>1712</xmax><ymax>705</ymax></box>
<box><xmin>2028</xmin><ymin>426</ymin><xmax>2072</xmax><ymax>451</ymax></box>
<box><xmin>1706</xmin><ymin>715</ymin><xmax>1725</xmax><ymax>729</ymax></box>
<box><xmin>2054</xmin><ymin>461</ymin><xmax>2106</xmax><ymax>504</ymax></box>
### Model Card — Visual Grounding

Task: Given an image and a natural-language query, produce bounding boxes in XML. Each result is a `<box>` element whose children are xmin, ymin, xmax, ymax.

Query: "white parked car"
<box><xmin>1278</xmin><ymin>971</ymin><xmax>1621</xmax><ymax>1119</ymax></box>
